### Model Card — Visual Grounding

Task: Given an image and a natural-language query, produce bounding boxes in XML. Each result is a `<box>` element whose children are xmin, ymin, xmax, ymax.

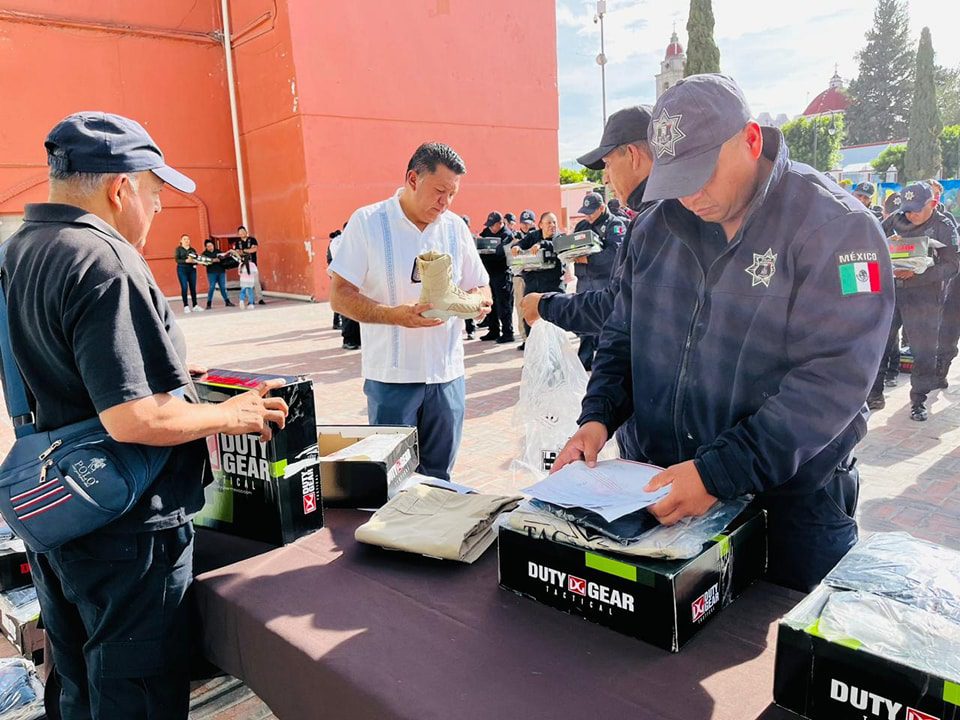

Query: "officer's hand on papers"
<box><xmin>893</xmin><ymin>269</ymin><xmax>916</xmax><ymax>280</ymax></box>
<box><xmin>644</xmin><ymin>461</ymin><xmax>718</xmax><ymax>526</ymax></box>
<box><xmin>551</xmin><ymin>421</ymin><xmax>609</xmax><ymax>472</ymax></box>
<box><xmin>521</xmin><ymin>293</ymin><xmax>542</xmax><ymax>325</ymax></box>
<box><xmin>221</xmin><ymin>378</ymin><xmax>290</xmax><ymax>442</ymax></box>
<box><xmin>398</xmin><ymin>303</ymin><xmax>445</xmax><ymax>328</ymax></box>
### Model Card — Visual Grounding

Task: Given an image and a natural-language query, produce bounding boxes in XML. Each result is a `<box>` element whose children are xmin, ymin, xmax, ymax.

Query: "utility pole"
<box><xmin>595</xmin><ymin>0</ymin><xmax>608</xmax><ymax>127</ymax></box>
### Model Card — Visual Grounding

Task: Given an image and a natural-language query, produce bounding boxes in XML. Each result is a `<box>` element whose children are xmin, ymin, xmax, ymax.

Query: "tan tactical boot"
<box><xmin>416</xmin><ymin>251</ymin><xmax>483</xmax><ymax>319</ymax></box>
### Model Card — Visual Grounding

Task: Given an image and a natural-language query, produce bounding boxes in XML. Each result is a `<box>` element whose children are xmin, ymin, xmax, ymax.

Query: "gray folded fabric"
<box><xmin>355</xmin><ymin>484</ymin><xmax>522</xmax><ymax>563</ymax></box>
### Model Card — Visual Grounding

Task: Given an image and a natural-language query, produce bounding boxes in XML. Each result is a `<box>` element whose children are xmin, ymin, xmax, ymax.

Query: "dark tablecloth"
<box><xmin>194</xmin><ymin>511</ymin><xmax>801</xmax><ymax>720</ymax></box>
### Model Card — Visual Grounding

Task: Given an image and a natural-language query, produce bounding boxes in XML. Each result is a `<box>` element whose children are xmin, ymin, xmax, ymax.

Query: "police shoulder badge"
<box><xmin>745</xmin><ymin>248</ymin><xmax>777</xmax><ymax>287</ymax></box>
<box><xmin>651</xmin><ymin>108</ymin><xmax>686</xmax><ymax>158</ymax></box>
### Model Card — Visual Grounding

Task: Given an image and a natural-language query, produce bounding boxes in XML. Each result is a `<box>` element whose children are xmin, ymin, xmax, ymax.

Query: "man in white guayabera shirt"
<box><xmin>330</xmin><ymin>143</ymin><xmax>492</xmax><ymax>480</ymax></box>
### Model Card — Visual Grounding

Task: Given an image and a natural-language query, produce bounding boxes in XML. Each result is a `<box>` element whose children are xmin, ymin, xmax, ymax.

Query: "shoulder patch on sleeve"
<box><xmin>836</xmin><ymin>250</ymin><xmax>882</xmax><ymax>296</ymax></box>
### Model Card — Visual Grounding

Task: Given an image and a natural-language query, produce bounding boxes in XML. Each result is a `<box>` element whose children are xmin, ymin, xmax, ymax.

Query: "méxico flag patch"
<box><xmin>838</xmin><ymin>260</ymin><xmax>881</xmax><ymax>295</ymax></box>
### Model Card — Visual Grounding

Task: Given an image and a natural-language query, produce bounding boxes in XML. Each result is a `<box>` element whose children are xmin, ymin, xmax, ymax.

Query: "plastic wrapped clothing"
<box><xmin>891</xmin><ymin>256</ymin><xmax>934</xmax><ymax>274</ymax></box>
<box><xmin>817</xmin><ymin>590</ymin><xmax>960</xmax><ymax>684</ymax></box>
<box><xmin>500</xmin><ymin>497</ymin><xmax>751</xmax><ymax>560</ymax></box>
<box><xmin>824</xmin><ymin>531</ymin><xmax>960</xmax><ymax>623</ymax></box>
<box><xmin>0</xmin><ymin>659</ymin><xmax>44</xmax><ymax>720</ymax></box>
<box><xmin>511</xmin><ymin>321</ymin><xmax>589</xmax><ymax>479</ymax></box>
<box><xmin>529</xmin><ymin>499</ymin><xmax>658</xmax><ymax>542</ymax></box>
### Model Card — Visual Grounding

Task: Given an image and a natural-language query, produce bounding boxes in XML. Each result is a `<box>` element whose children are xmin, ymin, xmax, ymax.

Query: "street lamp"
<box><xmin>594</xmin><ymin>0</ymin><xmax>607</xmax><ymax>127</ymax></box>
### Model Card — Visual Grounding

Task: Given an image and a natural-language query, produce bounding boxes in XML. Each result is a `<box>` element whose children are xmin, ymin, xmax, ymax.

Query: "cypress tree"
<box><xmin>905</xmin><ymin>28</ymin><xmax>943</xmax><ymax>179</ymax></box>
<box><xmin>845</xmin><ymin>0</ymin><xmax>913</xmax><ymax>145</ymax></box>
<box><xmin>684</xmin><ymin>0</ymin><xmax>720</xmax><ymax>76</ymax></box>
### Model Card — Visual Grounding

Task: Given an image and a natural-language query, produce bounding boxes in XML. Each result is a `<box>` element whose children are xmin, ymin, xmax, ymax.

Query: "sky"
<box><xmin>556</xmin><ymin>0</ymin><xmax>960</xmax><ymax>163</ymax></box>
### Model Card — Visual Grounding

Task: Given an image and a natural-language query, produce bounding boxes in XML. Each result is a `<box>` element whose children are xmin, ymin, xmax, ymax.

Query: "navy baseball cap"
<box><xmin>519</xmin><ymin>209</ymin><xmax>536</xmax><ymax>224</ymax></box>
<box><xmin>484</xmin><ymin>211</ymin><xmax>503</xmax><ymax>227</ymax></box>
<box><xmin>45</xmin><ymin>112</ymin><xmax>196</xmax><ymax>193</ymax></box>
<box><xmin>883</xmin><ymin>192</ymin><xmax>902</xmax><ymax>214</ymax></box>
<box><xmin>643</xmin><ymin>74</ymin><xmax>751</xmax><ymax>202</ymax></box>
<box><xmin>504</xmin><ymin>212</ymin><xmax>517</xmax><ymax>223</ymax></box>
<box><xmin>853</xmin><ymin>181</ymin><xmax>876</xmax><ymax>198</ymax></box>
<box><xmin>577</xmin><ymin>105</ymin><xmax>654</xmax><ymax>170</ymax></box>
<box><xmin>900</xmin><ymin>182</ymin><xmax>933</xmax><ymax>213</ymax></box>
<box><xmin>578</xmin><ymin>192</ymin><xmax>604</xmax><ymax>215</ymax></box>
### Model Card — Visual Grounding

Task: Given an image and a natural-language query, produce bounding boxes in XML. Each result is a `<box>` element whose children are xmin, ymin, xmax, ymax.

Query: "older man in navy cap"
<box><xmin>554</xmin><ymin>75</ymin><xmax>894</xmax><ymax>592</ymax></box>
<box><xmin>867</xmin><ymin>181</ymin><xmax>959</xmax><ymax>417</ymax></box>
<box><xmin>1</xmin><ymin>112</ymin><xmax>288</xmax><ymax>719</ymax></box>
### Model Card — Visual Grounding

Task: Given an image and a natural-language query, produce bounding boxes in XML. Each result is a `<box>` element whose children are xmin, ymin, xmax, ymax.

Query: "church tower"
<box><xmin>656</xmin><ymin>28</ymin><xmax>685</xmax><ymax>99</ymax></box>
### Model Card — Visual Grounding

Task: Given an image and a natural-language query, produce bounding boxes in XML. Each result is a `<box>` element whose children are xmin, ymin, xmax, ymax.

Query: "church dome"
<box><xmin>665</xmin><ymin>31</ymin><xmax>683</xmax><ymax>59</ymax></box>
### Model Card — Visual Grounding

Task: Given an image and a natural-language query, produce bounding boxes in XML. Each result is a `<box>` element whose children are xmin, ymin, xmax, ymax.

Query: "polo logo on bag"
<box><xmin>72</xmin><ymin>457</ymin><xmax>107</xmax><ymax>487</ymax></box>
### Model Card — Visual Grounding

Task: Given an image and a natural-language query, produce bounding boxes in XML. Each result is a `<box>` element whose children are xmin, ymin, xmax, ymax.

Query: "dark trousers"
<box><xmin>205</xmin><ymin>272</ymin><xmax>229</xmax><ymax>305</ymax></box>
<box><xmin>758</xmin><ymin>462</ymin><xmax>860</xmax><ymax>593</ymax></box>
<box><xmin>176</xmin><ymin>265</ymin><xmax>197</xmax><ymax>308</ymax></box>
<box><xmin>364</xmin><ymin>377</ymin><xmax>465</xmax><ymax>480</ymax></box>
<box><xmin>29</xmin><ymin>524</ymin><xmax>195</xmax><ymax>720</ymax></box>
<box><xmin>870</xmin><ymin>305</ymin><xmax>903</xmax><ymax>396</ymax></box>
<box><xmin>485</xmin><ymin>272</ymin><xmax>514</xmax><ymax>338</ymax></box>
<box><xmin>898</xmin><ymin>283</ymin><xmax>942</xmax><ymax>404</ymax></box>
<box><xmin>341</xmin><ymin>318</ymin><xmax>361</xmax><ymax>346</ymax></box>
<box><xmin>938</xmin><ymin>276</ymin><xmax>960</xmax><ymax>378</ymax></box>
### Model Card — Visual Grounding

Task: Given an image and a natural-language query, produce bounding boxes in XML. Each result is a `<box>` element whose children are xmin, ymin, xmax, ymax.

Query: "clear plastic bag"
<box><xmin>511</xmin><ymin>322</ymin><xmax>590</xmax><ymax>480</ymax></box>
<box><xmin>818</xmin><ymin>590</ymin><xmax>960</xmax><ymax>684</ymax></box>
<box><xmin>500</xmin><ymin>496</ymin><xmax>750</xmax><ymax>560</ymax></box>
<box><xmin>824</xmin><ymin>531</ymin><xmax>960</xmax><ymax>623</ymax></box>
<box><xmin>0</xmin><ymin>658</ymin><xmax>44</xmax><ymax>720</ymax></box>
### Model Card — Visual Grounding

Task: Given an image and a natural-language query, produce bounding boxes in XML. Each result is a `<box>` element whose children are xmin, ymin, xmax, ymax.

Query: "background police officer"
<box><xmin>509</xmin><ymin>209</ymin><xmax>538</xmax><ymax>347</ymax></box>
<box><xmin>877</xmin><ymin>181</ymin><xmax>959</xmax><ymax>419</ymax></box>
<box><xmin>570</xmin><ymin>192</ymin><xmax>626</xmax><ymax>369</ymax></box>
<box><xmin>853</xmin><ymin>181</ymin><xmax>883</xmax><ymax>220</ymax></box>
<box><xmin>478</xmin><ymin>211</ymin><xmax>516</xmax><ymax>343</ymax></box>
<box><xmin>2</xmin><ymin>112</ymin><xmax>288</xmax><ymax>719</ymax></box>
<box><xmin>554</xmin><ymin>75</ymin><xmax>894</xmax><ymax>592</ymax></box>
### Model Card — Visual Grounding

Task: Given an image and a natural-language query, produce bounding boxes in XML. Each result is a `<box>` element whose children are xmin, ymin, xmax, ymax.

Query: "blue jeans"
<box><xmin>176</xmin><ymin>265</ymin><xmax>197</xmax><ymax>308</ymax></box>
<box><xmin>363</xmin><ymin>377</ymin><xmax>465</xmax><ymax>480</ymax></box>
<box><xmin>206</xmin><ymin>272</ymin><xmax>229</xmax><ymax>305</ymax></box>
<box><xmin>28</xmin><ymin>524</ymin><xmax>195</xmax><ymax>720</ymax></box>
<box><xmin>239</xmin><ymin>287</ymin><xmax>255</xmax><ymax>304</ymax></box>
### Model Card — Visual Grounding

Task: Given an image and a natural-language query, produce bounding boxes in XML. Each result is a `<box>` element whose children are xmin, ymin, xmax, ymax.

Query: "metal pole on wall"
<box><xmin>220</xmin><ymin>0</ymin><xmax>249</xmax><ymax>228</ymax></box>
<box><xmin>596</xmin><ymin>0</ymin><xmax>607</xmax><ymax>127</ymax></box>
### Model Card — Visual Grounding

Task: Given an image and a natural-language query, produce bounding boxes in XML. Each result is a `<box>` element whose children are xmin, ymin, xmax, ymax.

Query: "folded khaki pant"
<box><xmin>355</xmin><ymin>484</ymin><xmax>522</xmax><ymax>563</ymax></box>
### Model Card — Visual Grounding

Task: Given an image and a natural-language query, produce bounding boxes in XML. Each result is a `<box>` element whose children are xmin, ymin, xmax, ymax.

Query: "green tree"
<box><xmin>560</xmin><ymin>167</ymin><xmax>586</xmax><ymax>184</ymax></box>
<box><xmin>582</xmin><ymin>167</ymin><xmax>604</xmax><ymax>184</ymax></box>
<box><xmin>905</xmin><ymin>28</ymin><xmax>943</xmax><ymax>179</ymax></box>
<box><xmin>845</xmin><ymin>0</ymin><xmax>914</xmax><ymax>145</ymax></box>
<box><xmin>936</xmin><ymin>65</ymin><xmax>960</xmax><ymax>127</ymax></box>
<box><xmin>780</xmin><ymin>114</ymin><xmax>845</xmax><ymax>171</ymax></box>
<box><xmin>871</xmin><ymin>144</ymin><xmax>907</xmax><ymax>180</ymax></box>
<box><xmin>941</xmin><ymin>125</ymin><xmax>960</xmax><ymax>178</ymax></box>
<box><xmin>684</xmin><ymin>0</ymin><xmax>720</xmax><ymax>76</ymax></box>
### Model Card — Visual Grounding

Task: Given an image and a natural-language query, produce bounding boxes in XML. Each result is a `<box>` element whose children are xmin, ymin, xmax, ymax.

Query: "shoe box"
<box><xmin>498</xmin><ymin>505</ymin><xmax>767</xmax><ymax>651</ymax></box>
<box><xmin>317</xmin><ymin>425</ymin><xmax>419</xmax><ymax>508</ymax></box>
<box><xmin>193</xmin><ymin>369</ymin><xmax>323</xmax><ymax>545</ymax></box>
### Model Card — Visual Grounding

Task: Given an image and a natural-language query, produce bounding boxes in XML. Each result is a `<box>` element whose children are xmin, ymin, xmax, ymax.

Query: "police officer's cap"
<box><xmin>643</xmin><ymin>74</ymin><xmax>751</xmax><ymax>202</ymax></box>
<box><xmin>484</xmin><ymin>211</ymin><xmax>503</xmax><ymax>227</ymax></box>
<box><xmin>504</xmin><ymin>212</ymin><xmax>517</xmax><ymax>223</ymax></box>
<box><xmin>44</xmin><ymin>112</ymin><xmax>195</xmax><ymax>193</ymax></box>
<box><xmin>883</xmin><ymin>192</ymin><xmax>902</xmax><ymax>214</ymax></box>
<box><xmin>519</xmin><ymin>209</ymin><xmax>536</xmax><ymax>224</ymax></box>
<box><xmin>577</xmin><ymin>192</ymin><xmax>604</xmax><ymax>215</ymax></box>
<box><xmin>853</xmin><ymin>181</ymin><xmax>875</xmax><ymax>198</ymax></box>
<box><xmin>577</xmin><ymin>105</ymin><xmax>654</xmax><ymax>171</ymax></box>
<box><xmin>900</xmin><ymin>182</ymin><xmax>934</xmax><ymax>213</ymax></box>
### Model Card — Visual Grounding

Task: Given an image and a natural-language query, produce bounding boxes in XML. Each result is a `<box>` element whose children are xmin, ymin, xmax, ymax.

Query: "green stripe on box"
<box><xmin>270</xmin><ymin>460</ymin><xmax>288</xmax><ymax>478</ymax></box>
<box><xmin>839</xmin><ymin>264</ymin><xmax>858</xmax><ymax>295</ymax></box>
<box><xmin>585</xmin><ymin>552</ymin><xmax>637</xmax><ymax>582</ymax></box>
<box><xmin>712</xmin><ymin>533</ymin><xmax>731</xmax><ymax>558</ymax></box>
<box><xmin>804</xmin><ymin>619</ymin><xmax>862</xmax><ymax>650</ymax></box>
<box><xmin>944</xmin><ymin>681</ymin><xmax>960</xmax><ymax>707</ymax></box>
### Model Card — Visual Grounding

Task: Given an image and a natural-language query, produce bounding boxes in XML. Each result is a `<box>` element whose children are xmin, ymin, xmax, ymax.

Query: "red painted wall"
<box><xmin>0</xmin><ymin>0</ymin><xmax>560</xmax><ymax>300</ymax></box>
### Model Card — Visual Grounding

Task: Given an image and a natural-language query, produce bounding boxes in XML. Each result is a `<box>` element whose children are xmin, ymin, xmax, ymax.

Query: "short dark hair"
<box><xmin>237</xmin><ymin>225</ymin><xmax>247</xmax><ymax>231</ymax></box>
<box><xmin>204</xmin><ymin>238</ymin><xmax>215</xmax><ymax>246</ymax></box>
<box><xmin>406</xmin><ymin>142</ymin><xmax>466</xmax><ymax>176</ymax></box>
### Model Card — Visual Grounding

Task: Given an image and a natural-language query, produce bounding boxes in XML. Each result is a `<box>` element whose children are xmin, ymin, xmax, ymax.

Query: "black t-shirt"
<box><xmin>202</xmin><ymin>249</ymin><xmax>224</xmax><ymax>274</ymax></box>
<box><xmin>2</xmin><ymin>204</ymin><xmax>208</xmax><ymax>532</ymax></box>
<box><xmin>240</xmin><ymin>237</ymin><xmax>258</xmax><ymax>261</ymax></box>
<box><xmin>477</xmin><ymin>226</ymin><xmax>513</xmax><ymax>274</ymax></box>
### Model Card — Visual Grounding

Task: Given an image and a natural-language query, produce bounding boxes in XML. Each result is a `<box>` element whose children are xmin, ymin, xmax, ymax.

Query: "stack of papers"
<box><xmin>522</xmin><ymin>459</ymin><xmax>670</xmax><ymax>522</ymax></box>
